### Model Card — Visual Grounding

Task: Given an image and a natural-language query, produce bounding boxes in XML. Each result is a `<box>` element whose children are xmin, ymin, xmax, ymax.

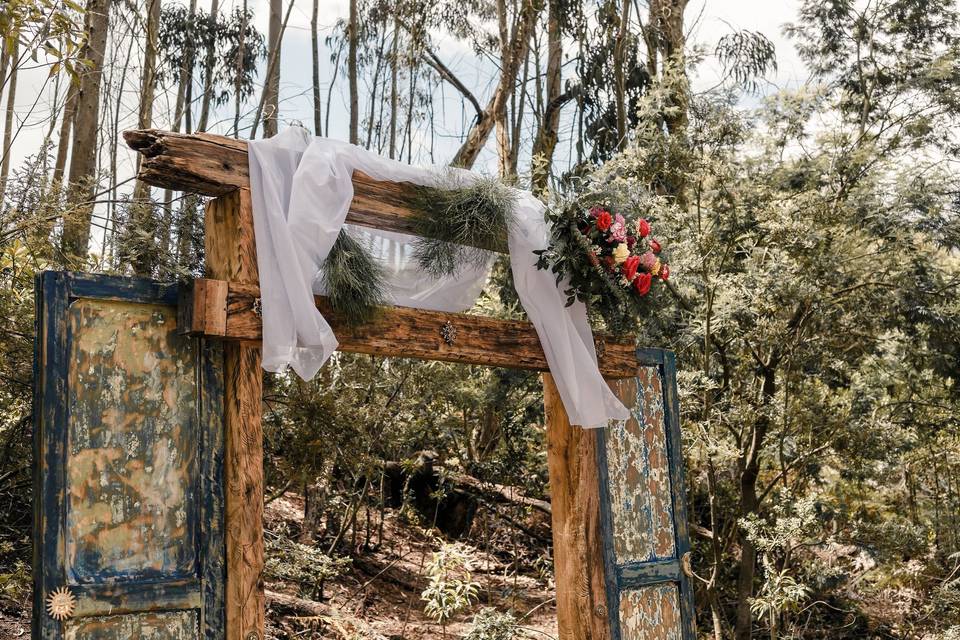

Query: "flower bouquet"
<box><xmin>535</xmin><ymin>199</ymin><xmax>670</xmax><ymax>334</ymax></box>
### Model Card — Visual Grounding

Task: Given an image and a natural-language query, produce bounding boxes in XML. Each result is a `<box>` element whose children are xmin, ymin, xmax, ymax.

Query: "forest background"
<box><xmin>2</xmin><ymin>0</ymin><xmax>960</xmax><ymax>638</ymax></box>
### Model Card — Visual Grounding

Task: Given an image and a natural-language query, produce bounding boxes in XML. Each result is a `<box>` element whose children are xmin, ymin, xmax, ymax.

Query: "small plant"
<box><xmin>265</xmin><ymin>527</ymin><xmax>350</xmax><ymax>600</ymax></box>
<box><xmin>463</xmin><ymin>608</ymin><xmax>523</xmax><ymax>640</ymax></box>
<box><xmin>420</xmin><ymin>541</ymin><xmax>481</xmax><ymax>637</ymax></box>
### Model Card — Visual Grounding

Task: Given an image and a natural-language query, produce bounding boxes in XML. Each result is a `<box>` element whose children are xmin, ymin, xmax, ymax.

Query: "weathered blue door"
<box><xmin>599</xmin><ymin>349</ymin><xmax>696</xmax><ymax>640</ymax></box>
<box><xmin>33</xmin><ymin>272</ymin><xmax>225</xmax><ymax>639</ymax></box>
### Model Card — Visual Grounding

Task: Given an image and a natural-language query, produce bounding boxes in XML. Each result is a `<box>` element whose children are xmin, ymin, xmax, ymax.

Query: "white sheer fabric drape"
<box><xmin>247</xmin><ymin>127</ymin><xmax>629</xmax><ymax>427</ymax></box>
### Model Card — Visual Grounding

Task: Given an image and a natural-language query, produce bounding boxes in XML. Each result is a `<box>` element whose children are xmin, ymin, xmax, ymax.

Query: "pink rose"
<box><xmin>640</xmin><ymin>251</ymin><xmax>657</xmax><ymax>272</ymax></box>
<box><xmin>660</xmin><ymin>263</ymin><xmax>670</xmax><ymax>281</ymax></box>
<box><xmin>650</xmin><ymin>238</ymin><xmax>662</xmax><ymax>254</ymax></box>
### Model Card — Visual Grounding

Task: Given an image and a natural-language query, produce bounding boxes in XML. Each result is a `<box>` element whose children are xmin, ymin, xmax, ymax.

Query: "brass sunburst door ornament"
<box><xmin>46</xmin><ymin>586</ymin><xmax>76</xmax><ymax>621</ymax></box>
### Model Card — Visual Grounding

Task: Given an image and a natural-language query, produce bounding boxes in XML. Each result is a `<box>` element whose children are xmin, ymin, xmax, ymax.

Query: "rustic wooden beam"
<box><xmin>544</xmin><ymin>373</ymin><xmax>614</xmax><ymax>640</ymax></box>
<box><xmin>122</xmin><ymin>128</ymin><xmax>507</xmax><ymax>252</ymax></box>
<box><xmin>203</xmin><ymin>190</ymin><xmax>265</xmax><ymax>640</ymax></box>
<box><xmin>180</xmin><ymin>278</ymin><xmax>638</xmax><ymax>379</ymax></box>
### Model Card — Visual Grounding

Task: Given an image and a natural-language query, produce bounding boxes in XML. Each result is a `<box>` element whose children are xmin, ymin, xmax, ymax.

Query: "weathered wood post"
<box><xmin>544</xmin><ymin>374</ymin><xmax>612</xmax><ymax>640</ymax></box>
<box><xmin>204</xmin><ymin>190</ymin><xmax>265</xmax><ymax>640</ymax></box>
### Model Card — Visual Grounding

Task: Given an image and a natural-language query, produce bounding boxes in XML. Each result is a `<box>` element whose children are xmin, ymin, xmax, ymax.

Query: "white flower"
<box><xmin>613</xmin><ymin>243</ymin><xmax>630</xmax><ymax>264</ymax></box>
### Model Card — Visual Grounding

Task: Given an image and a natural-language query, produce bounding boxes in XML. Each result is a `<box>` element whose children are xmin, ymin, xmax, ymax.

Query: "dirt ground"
<box><xmin>265</xmin><ymin>493</ymin><xmax>559</xmax><ymax>639</ymax></box>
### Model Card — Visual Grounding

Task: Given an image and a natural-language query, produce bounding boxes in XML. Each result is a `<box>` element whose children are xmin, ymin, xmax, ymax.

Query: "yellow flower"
<box><xmin>613</xmin><ymin>243</ymin><xmax>630</xmax><ymax>264</ymax></box>
<box><xmin>651</xmin><ymin>258</ymin><xmax>661</xmax><ymax>275</ymax></box>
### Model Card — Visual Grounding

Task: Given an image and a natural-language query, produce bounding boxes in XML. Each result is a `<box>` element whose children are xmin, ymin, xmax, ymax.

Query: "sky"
<box><xmin>3</xmin><ymin>0</ymin><xmax>809</xmax><ymax>202</ymax></box>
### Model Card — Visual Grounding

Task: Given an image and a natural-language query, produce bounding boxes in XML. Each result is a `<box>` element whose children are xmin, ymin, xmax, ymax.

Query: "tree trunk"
<box><xmin>311</xmin><ymin>0</ymin><xmax>321</xmax><ymax>135</ymax></box>
<box><xmin>348</xmin><ymin>0</ymin><xmax>359</xmax><ymax>144</ymax></box>
<box><xmin>388</xmin><ymin>17</ymin><xmax>399</xmax><ymax>159</ymax></box>
<box><xmin>449</xmin><ymin>0</ymin><xmax>536</xmax><ymax>169</ymax></box>
<box><xmin>131</xmin><ymin>0</ymin><xmax>162</xmax><ymax>276</ymax></box>
<box><xmin>263</xmin><ymin>0</ymin><xmax>282</xmax><ymax>138</ymax></box>
<box><xmin>52</xmin><ymin>80</ymin><xmax>78</xmax><ymax>185</ymax></box>
<box><xmin>530</xmin><ymin>0</ymin><xmax>562</xmax><ymax>195</ymax></box>
<box><xmin>0</xmin><ymin>40</ymin><xmax>20</xmax><ymax>197</ymax></box>
<box><xmin>734</xmin><ymin>368</ymin><xmax>777</xmax><ymax>640</ymax></box>
<box><xmin>233</xmin><ymin>0</ymin><xmax>247</xmax><ymax>136</ymax></box>
<box><xmin>196</xmin><ymin>0</ymin><xmax>220</xmax><ymax>132</ymax></box>
<box><xmin>62</xmin><ymin>0</ymin><xmax>112</xmax><ymax>259</ymax></box>
<box><xmin>613</xmin><ymin>0</ymin><xmax>631</xmax><ymax>149</ymax></box>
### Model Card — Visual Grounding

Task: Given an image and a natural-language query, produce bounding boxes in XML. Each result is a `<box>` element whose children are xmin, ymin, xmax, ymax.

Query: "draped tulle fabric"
<box><xmin>247</xmin><ymin>127</ymin><xmax>629</xmax><ymax>428</ymax></box>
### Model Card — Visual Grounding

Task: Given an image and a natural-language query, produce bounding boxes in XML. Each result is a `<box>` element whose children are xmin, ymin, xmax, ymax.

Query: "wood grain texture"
<box><xmin>544</xmin><ymin>373</ymin><xmax>613</xmax><ymax>640</ymax></box>
<box><xmin>204</xmin><ymin>190</ymin><xmax>265</xmax><ymax>640</ymax></box>
<box><xmin>179</xmin><ymin>278</ymin><xmax>638</xmax><ymax>378</ymax></box>
<box><xmin>123</xmin><ymin>129</ymin><xmax>506</xmax><ymax>251</ymax></box>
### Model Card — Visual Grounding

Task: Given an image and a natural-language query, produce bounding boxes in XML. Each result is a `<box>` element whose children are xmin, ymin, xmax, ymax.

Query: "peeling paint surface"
<box><xmin>64</xmin><ymin>610</ymin><xmax>199</xmax><ymax>639</ymax></box>
<box><xmin>66</xmin><ymin>300</ymin><xmax>198</xmax><ymax>583</ymax></box>
<box><xmin>605</xmin><ymin>367</ymin><xmax>676</xmax><ymax>563</ymax></box>
<box><xmin>618</xmin><ymin>584</ymin><xmax>681</xmax><ymax>640</ymax></box>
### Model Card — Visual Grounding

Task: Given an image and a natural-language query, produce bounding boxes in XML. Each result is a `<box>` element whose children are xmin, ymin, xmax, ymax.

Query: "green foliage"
<box><xmin>321</xmin><ymin>230</ymin><xmax>388</xmax><ymax>325</ymax></box>
<box><xmin>412</xmin><ymin>174</ymin><xmax>516</xmax><ymax>277</ymax></box>
<box><xmin>420</xmin><ymin>541</ymin><xmax>480</xmax><ymax>629</ymax></box>
<box><xmin>265</xmin><ymin>526</ymin><xmax>349</xmax><ymax>599</ymax></box>
<box><xmin>463</xmin><ymin>608</ymin><xmax>523</xmax><ymax>640</ymax></box>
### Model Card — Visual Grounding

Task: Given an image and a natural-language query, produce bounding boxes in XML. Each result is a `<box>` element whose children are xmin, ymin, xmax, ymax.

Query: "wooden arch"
<box><xmin>35</xmin><ymin>129</ymin><xmax>695</xmax><ymax>640</ymax></box>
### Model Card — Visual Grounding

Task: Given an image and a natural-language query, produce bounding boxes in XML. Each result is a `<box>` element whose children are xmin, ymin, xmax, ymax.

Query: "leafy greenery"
<box><xmin>420</xmin><ymin>541</ymin><xmax>481</xmax><ymax>633</ymax></box>
<box><xmin>411</xmin><ymin>174</ymin><xmax>515</xmax><ymax>277</ymax></box>
<box><xmin>321</xmin><ymin>229</ymin><xmax>388</xmax><ymax>325</ymax></box>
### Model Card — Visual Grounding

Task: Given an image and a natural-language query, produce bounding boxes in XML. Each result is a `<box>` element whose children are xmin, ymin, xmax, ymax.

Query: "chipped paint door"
<box><xmin>33</xmin><ymin>272</ymin><xmax>225</xmax><ymax>640</ymax></box>
<box><xmin>599</xmin><ymin>349</ymin><xmax>696</xmax><ymax>640</ymax></box>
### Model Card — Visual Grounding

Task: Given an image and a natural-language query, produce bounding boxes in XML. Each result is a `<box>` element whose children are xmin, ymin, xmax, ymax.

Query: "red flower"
<box><xmin>637</xmin><ymin>218</ymin><xmax>651</xmax><ymax>238</ymax></box>
<box><xmin>634</xmin><ymin>272</ymin><xmax>652</xmax><ymax>296</ymax></box>
<box><xmin>626</xmin><ymin>234</ymin><xmax>636</xmax><ymax>249</ymax></box>
<box><xmin>660</xmin><ymin>263</ymin><xmax>670</xmax><ymax>281</ymax></box>
<box><xmin>649</xmin><ymin>238</ymin><xmax>662</xmax><ymax>254</ymax></box>
<box><xmin>622</xmin><ymin>255</ymin><xmax>641</xmax><ymax>282</ymax></box>
<box><xmin>603</xmin><ymin>256</ymin><xmax>616</xmax><ymax>272</ymax></box>
<box><xmin>596</xmin><ymin>211</ymin><xmax>613</xmax><ymax>232</ymax></box>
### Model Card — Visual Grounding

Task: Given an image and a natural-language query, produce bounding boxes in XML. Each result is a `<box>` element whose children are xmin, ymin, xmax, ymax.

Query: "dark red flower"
<box><xmin>650</xmin><ymin>238</ymin><xmax>662</xmax><ymax>254</ymax></box>
<box><xmin>626</xmin><ymin>234</ymin><xmax>636</xmax><ymax>249</ymax></box>
<box><xmin>603</xmin><ymin>256</ymin><xmax>616</xmax><ymax>272</ymax></box>
<box><xmin>596</xmin><ymin>211</ymin><xmax>613</xmax><ymax>232</ymax></box>
<box><xmin>660</xmin><ymin>263</ymin><xmax>670</xmax><ymax>281</ymax></box>
<box><xmin>622</xmin><ymin>255</ymin><xmax>641</xmax><ymax>282</ymax></box>
<box><xmin>634</xmin><ymin>272</ymin><xmax>652</xmax><ymax>296</ymax></box>
<box><xmin>637</xmin><ymin>218</ymin><xmax>651</xmax><ymax>238</ymax></box>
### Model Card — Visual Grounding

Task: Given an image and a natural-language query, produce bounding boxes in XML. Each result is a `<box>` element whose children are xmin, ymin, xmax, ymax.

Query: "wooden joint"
<box><xmin>178</xmin><ymin>278</ymin><xmax>228</xmax><ymax>337</ymax></box>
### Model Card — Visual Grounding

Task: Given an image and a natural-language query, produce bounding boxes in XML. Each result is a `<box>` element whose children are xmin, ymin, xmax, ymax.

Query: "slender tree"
<box><xmin>348</xmin><ymin>0</ymin><xmax>359</xmax><ymax>144</ymax></box>
<box><xmin>196</xmin><ymin>0</ymin><xmax>220</xmax><ymax>131</ymax></box>
<box><xmin>62</xmin><ymin>0</ymin><xmax>112</xmax><ymax>259</ymax></box>
<box><xmin>263</xmin><ymin>0</ymin><xmax>282</xmax><ymax>137</ymax></box>
<box><xmin>311</xmin><ymin>0</ymin><xmax>321</xmax><ymax>135</ymax></box>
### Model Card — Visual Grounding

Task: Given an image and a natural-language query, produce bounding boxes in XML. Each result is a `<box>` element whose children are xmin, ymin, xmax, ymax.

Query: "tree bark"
<box><xmin>62</xmin><ymin>0</ymin><xmax>112</xmax><ymax>259</ymax></box>
<box><xmin>0</xmin><ymin>40</ymin><xmax>20</xmax><ymax>197</ymax></box>
<box><xmin>348</xmin><ymin>0</ymin><xmax>359</xmax><ymax>144</ymax></box>
<box><xmin>263</xmin><ymin>0</ymin><xmax>282</xmax><ymax>138</ymax></box>
<box><xmin>310</xmin><ymin>0</ymin><xmax>321</xmax><ymax>135</ymax></box>
<box><xmin>734</xmin><ymin>368</ymin><xmax>777</xmax><ymax>640</ymax></box>
<box><xmin>131</xmin><ymin>0</ymin><xmax>162</xmax><ymax>276</ymax></box>
<box><xmin>530</xmin><ymin>0</ymin><xmax>562</xmax><ymax>195</ymax></box>
<box><xmin>449</xmin><ymin>0</ymin><xmax>536</xmax><ymax>169</ymax></box>
<box><xmin>196</xmin><ymin>0</ymin><xmax>220</xmax><ymax>132</ymax></box>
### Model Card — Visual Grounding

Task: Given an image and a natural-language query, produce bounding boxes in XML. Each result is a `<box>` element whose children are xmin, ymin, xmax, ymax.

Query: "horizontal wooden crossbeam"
<box><xmin>179</xmin><ymin>278</ymin><xmax>638</xmax><ymax>378</ymax></box>
<box><xmin>123</xmin><ymin>129</ymin><xmax>507</xmax><ymax>252</ymax></box>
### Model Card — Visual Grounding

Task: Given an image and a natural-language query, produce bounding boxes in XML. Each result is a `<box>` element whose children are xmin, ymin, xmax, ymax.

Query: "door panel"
<box><xmin>34</xmin><ymin>272</ymin><xmax>225</xmax><ymax>640</ymax></box>
<box><xmin>600</xmin><ymin>350</ymin><xmax>695</xmax><ymax>640</ymax></box>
